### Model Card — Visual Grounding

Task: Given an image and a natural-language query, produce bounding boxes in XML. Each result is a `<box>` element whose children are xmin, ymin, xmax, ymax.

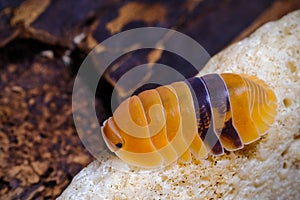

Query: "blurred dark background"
<box><xmin>0</xmin><ymin>0</ymin><xmax>299</xmax><ymax>199</ymax></box>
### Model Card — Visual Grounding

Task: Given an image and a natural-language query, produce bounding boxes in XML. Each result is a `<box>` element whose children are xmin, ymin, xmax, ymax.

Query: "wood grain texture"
<box><xmin>232</xmin><ymin>0</ymin><xmax>300</xmax><ymax>43</ymax></box>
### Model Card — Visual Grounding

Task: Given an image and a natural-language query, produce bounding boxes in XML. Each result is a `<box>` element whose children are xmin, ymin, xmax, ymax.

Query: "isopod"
<box><xmin>101</xmin><ymin>73</ymin><xmax>277</xmax><ymax>168</ymax></box>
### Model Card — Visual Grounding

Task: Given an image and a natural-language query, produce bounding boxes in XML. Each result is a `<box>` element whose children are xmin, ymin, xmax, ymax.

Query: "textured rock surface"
<box><xmin>58</xmin><ymin>10</ymin><xmax>300</xmax><ymax>199</ymax></box>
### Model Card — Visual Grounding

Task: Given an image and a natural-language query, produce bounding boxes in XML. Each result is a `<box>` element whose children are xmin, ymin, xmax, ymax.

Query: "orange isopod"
<box><xmin>101</xmin><ymin>73</ymin><xmax>277</xmax><ymax>168</ymax></box>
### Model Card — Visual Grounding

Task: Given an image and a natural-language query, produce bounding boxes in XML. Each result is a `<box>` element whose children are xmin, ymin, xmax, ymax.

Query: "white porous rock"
<box><xmin>58</xmin><ymin>10</ymin><xmax>300</xmax><ymax>199</ymax></box>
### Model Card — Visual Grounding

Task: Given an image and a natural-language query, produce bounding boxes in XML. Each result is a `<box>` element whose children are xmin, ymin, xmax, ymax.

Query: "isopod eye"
<box><xmin>102</xmin><ymin>118</ymin><xmax>125</xmax><ymax>152</ymax></box>
<box><xmin>115</xmin><ymin>143</ymin><xmax>123</xmax><ymax>148</ymax></box>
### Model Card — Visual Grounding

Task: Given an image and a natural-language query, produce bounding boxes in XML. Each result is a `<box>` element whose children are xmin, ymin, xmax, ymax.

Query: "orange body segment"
<box><xmin>242</xmin><ymin>75</ymin><xmax>277</xmax><ymax>135</ymax></box>
<box><xmin>171</xmin><ymin>82</ymin><xmax>198</xmax><ymax>162</ymax></box>
<box><xmin>138</xmin><ymin>89</ymin><xmax>178</xmax><ymax>165</ymax></box>
<box><xmin>220</xmin><ymin>74</ymin><xmax>260</xmax><ymax>144</ymax></box>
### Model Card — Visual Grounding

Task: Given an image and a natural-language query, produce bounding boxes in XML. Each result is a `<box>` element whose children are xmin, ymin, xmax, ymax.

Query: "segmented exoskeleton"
<box><xmin>102</xmin><ymin>73</ymin><xmax>277</xmax><ymax>168</ymax></box>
